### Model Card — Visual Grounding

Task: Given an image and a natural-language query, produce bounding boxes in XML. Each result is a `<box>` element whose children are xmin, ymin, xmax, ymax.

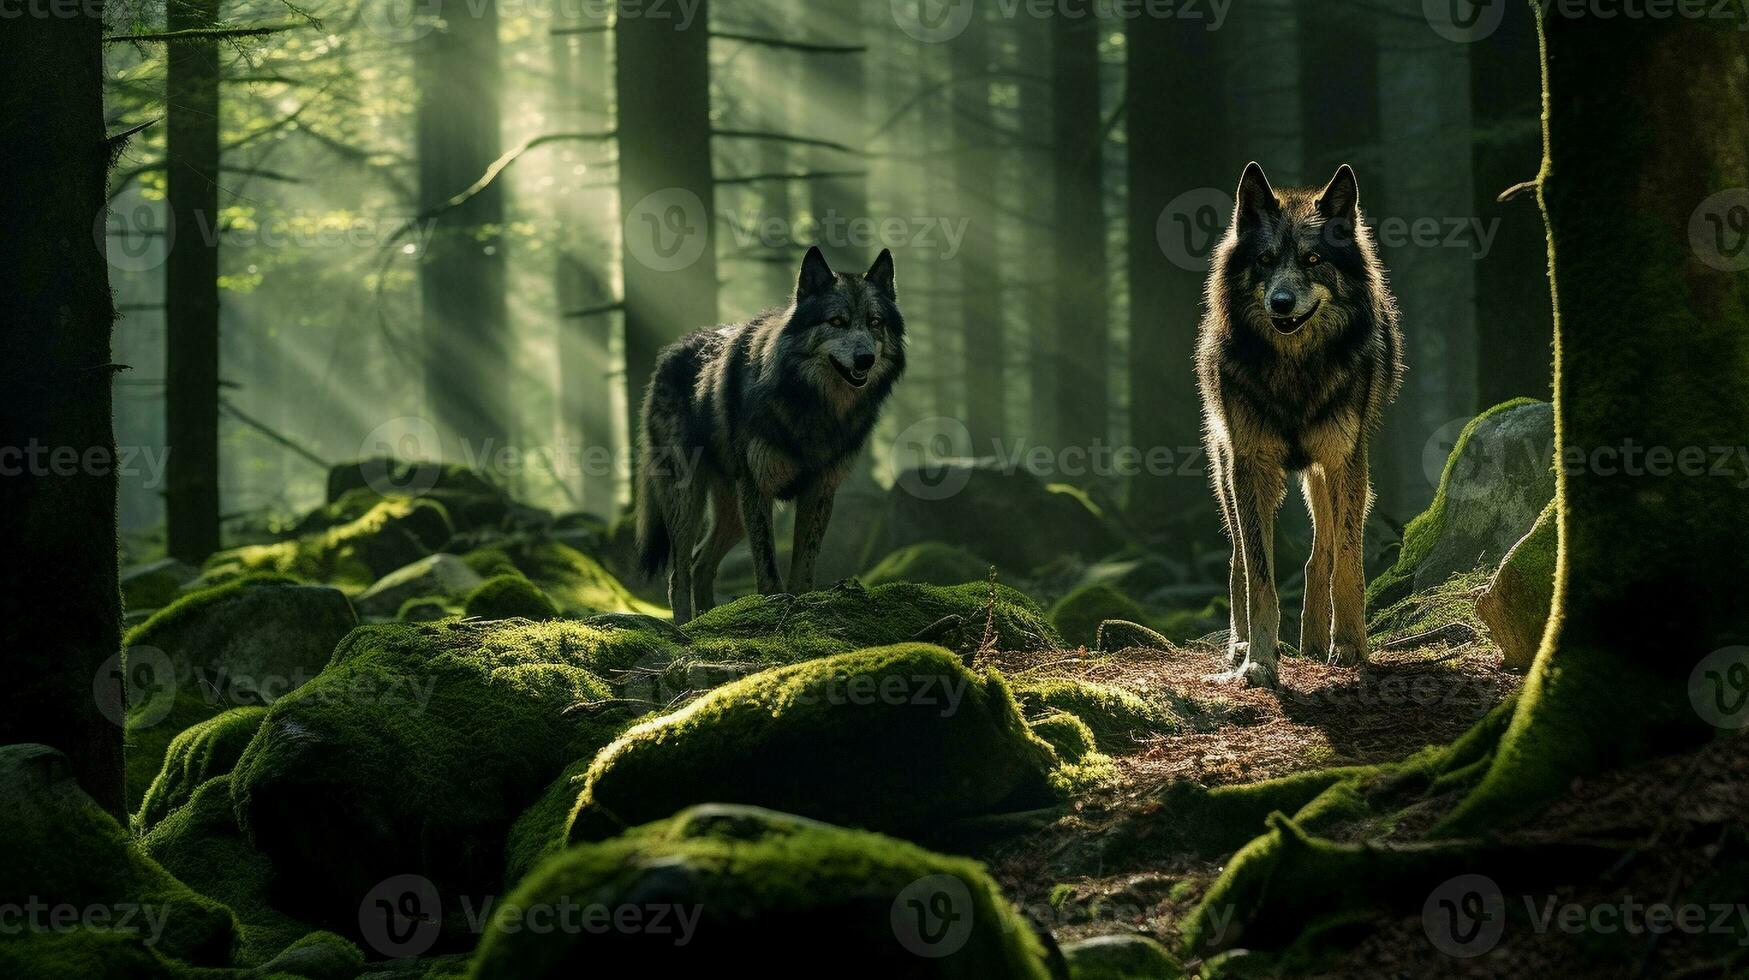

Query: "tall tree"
<box><xmin>0</xmin><ymin>3</ymin><xmax>125</xmax><ymax>815</ymax></box>
<box><xmin>949</xmin><ymin>5</ymin><xmax>1005</xmax><ymax>450</ymax></box>
<box><xmin>1471</xmin><ymin>7</ymin><xmax>1554</xmax><ymax>406</ymax></box>
<box><xmin>1050</xmin><ymin>2</ymin><xmax>1108</xmax><ymax>457</ymax></box>
<box><xmin>1126</xmin><ymin>22</ymin><xmax>1226</xmax><ymax>535</ymax></box>
<box><xmin>417</xmin><ymin>0</ymin><xmax>510</xmax><ymax>457</ymax></box>
<box><xmin>163</xmin><ymin>0</ymin><xmax>223</xmax><ymax>562</ymax></box>
<box><xmin>1299</xmin><ymin>2</ymin><xmax>1379</xmax><ymax>181</ymax></box>
<box><xmin>618</xmin><ymin>2</ymin><xmax>718</xmax><ymax>458</ymax></box>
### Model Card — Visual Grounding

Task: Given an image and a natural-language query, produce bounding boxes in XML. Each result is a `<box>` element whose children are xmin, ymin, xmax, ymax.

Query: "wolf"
<box><xmin>636</xmin><ymin>246</ymin><xmax>906</xmax><ymax>624</ymax></box>
<box><xmin>1196</xmin><ymin>163</ymin><xmax>1405</xmax><ymax>688</ymax></box>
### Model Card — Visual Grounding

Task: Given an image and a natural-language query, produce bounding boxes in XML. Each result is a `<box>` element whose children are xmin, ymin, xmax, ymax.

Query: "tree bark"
<box><xmin>0</xmin><ymin>3</ymin><xmax>125</xmax><ymax>816</ymax></box>
<box><xmin>949</xmin><ymin>5</ymin><xmax>1006</xmax><ymax>450</ymax></box>
<box><xmin>418</xmin><ymin>0</ymin><xmax>511</xmax><ymax>457</ymax></box>
<box><xmin>164</xmin><ymin>0</ymin><xmax>223</xmax><ymax>562</ymax></box>
<box><xmin>1049</xmin><ymin>2</ymin><xmax>1107</xmax><ymax>458</ymax></box>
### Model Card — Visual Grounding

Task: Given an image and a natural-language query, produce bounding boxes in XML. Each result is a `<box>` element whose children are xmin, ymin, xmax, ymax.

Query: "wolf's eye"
<box><xmin>829</xmin><ymin>316</ymin><xmax>848</xmax><ymax>328</ymax></box>
<box><xmin>869</xmin><ymin>316</ymin><xmax>883</xmax><ymax>328</ymax></box>
<box><xmin>1305</xmin><ymin>252</ymin><xmax>1321</xmax><ymax>266</ymax></box>
<box><xmin>1258</xmin><ymin>251</ymin><xmax>1276</xmax><ymax>267</ymax></box>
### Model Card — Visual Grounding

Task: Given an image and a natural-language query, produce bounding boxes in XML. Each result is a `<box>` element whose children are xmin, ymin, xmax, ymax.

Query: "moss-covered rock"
<box><xmin>353</xmin><ymin>553</ymin><xmax>484</xmax><ymax>618</ymax></box>
<box><xmin>878</xmin><ymin>460</ymin><xmax>1118</xmax><ymax>574</ymax></box>
<box><xmin>122</xmin><ymin>576</ymin><xmax>357</xmax><ymax>806</ymax></box>
<box><xmin>474</xmin><ymin>804</ymin><xmax>1056</xmax><ymax>979</ymax></box>
<box><xmin>1368</xmin><ymin>399</ymin><xmax>1555</xmax><ymax>607</ymax></box>
<box><xmin>0</xmin><ymin>744</ymin><xmax>237</xmax><ymax>968</ymax></box>
<box><xmin>204</xmin><ymin>497</ymin><xmax>454</xmax><ymax>592</ymax></box>
<box><xmin>1062</xmin><ymin>933</ymin><xmax>1181</xmax><ymax>980</ymax></box>
<box><xmin>861</xmin><ymin>542</ymin><xmax>994</xmax><ymax>587</ymax></box>
<box><xmin>120</xmin><ymin>557</ymin><xmax>199</xmax><ymax>612</ymax></box>
<box><xmin>1094</xmin><ymin>619</ymin><xmax>1173</xmax><ymax>653</ymax></box>
<box><xmin>231</xmin><ymin>620</ymin><xmax>646</xmax><ymax>933</ymax></box>
<box><xmin>1051</xmin><ymin>584</ymin><xmax>1151</xmax><ymax>649</ymax></box>
<box><xmin>1477</xmin><ymin>500</ymin><xmax>1556</xmax><ymax>671</ymax></box>
<box><xmin>566</xmin><ymin>644</ymin><xmax>1057</xmax><ymax>843</ymax></box>
<box><xmin>460</xmin><ymin>536</ymin><xmax>650</xmax><ymax>616</ymax></box>
<box><xmin>1030</xmin><ymin>711</ymin><xmax>1118</xmax><ymax>794</ymax></box>
<box><xmin>463</xmin><ymin>574</ymin><xmax>561</xmax><ymax>621</ymax></box>
<box><xmin>134</xmin><ymin>706</ymin><xmax>266</xmax><ymax>833</ymax></box>
<box><xmin>397</xmin><ymin>596</ymin><xmax>455</xmax><ymax>622</ymax></box>
<box><xmin>320</xmin><ymin>458</ymin><xmax>511</xmax><ymax>534</ymax></box>
<box><xmin>1012</xmin><ymin>678</ymin><xmax>1182</xmax><ymax>750</ymax></box>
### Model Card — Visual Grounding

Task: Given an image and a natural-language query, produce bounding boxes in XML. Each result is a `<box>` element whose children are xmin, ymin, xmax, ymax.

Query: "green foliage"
<box><xmin>474</xmin><ymin>805</ymin><xmax>1056</xmax><ymax>979</ymax></box>
<box><xmin>861</xmin><ymin>542</ymin><xmax>994</xmax><ymax>587</ymax></box>
<box><xmin>134</xmin><ymin>706</ymin><xmax>266</xmax><ymax>833</ymax></box>
<box><xmin>464</xmin><ymin>574</ymin><xmax>561</xmax><ymax>621</ymax></box>
<box><xmin>566</xmin><ymin>644</ymin><xmax>1058</xmax><ymax>844</ymax></box>
<box><xmin>1049</xmin><ymin>583</ymin><xmax>1151</xmax><ymax>649</ymax></box>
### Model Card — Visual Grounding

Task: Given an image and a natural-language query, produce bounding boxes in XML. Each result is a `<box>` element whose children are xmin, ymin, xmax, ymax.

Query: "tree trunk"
<box><xmin>1049</xmin><ymin>3</ymin><xmax>1107</xmax><ymax>458</ymax></box>
<box><xmin>0</xmin><ymin>3</ymin><xmax>125</xmax><ymax>816</ymax></box>
<box><xmin>418</xmin><ymin>0</ymin><xmax>510</xmax><ymax>458</ymax></box>
<box><xmin>949</xmin><ymin>6</ymin><xmax>1005</xmax><ymax>451</ymax></box>
<box><xmin>1125</xmin><ymin>20</ymin><xmax>1225</xmax><ymax>534</ymax></box>
<box><xmin>1470</xmin><ymin>7</ymin><xmax>1553</xmax><ymax>407</ymax></box>
<box><xmin>618</xmin><ymin>1</ymin><xmax>718</xmax><ymax>464</ymax></box>
<box><xmin>1299</xmin><ymin>5</ymin><xmax>1379</xmax><ymax>181</ymax></box>
<box><xmin>1439</xmin><ymin>14</ymin><xmax>1749</xmax><ymax>834</ymax></box>
<box><xmin>164</xmin><ymin>0</ymin><xmax>223</xmax><ymax>562</ymax></box>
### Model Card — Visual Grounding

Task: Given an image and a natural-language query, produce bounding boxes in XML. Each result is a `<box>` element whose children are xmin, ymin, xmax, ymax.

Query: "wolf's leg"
<box><xmin>1299</xmin><ymin>467</ymin><xmax>1336</xmax><ymax>661</ymax></box>
<box><xmin>1229</xmin><ymin>453</ymin><xmax>1285</xmax><ymax>687</ymax></box>
<box><xmin>1209</xmin><ymin>442</ymin><xmax>1249</xmax><ymax>665</ymax></box>
<box><xmin>690</xmin><ymin>485</ymin><xmax>742</xmax><ymax>615</ymax></box>
<box><xmin>666</xmin><ymin>477</ymin><xmax>707</xmax><ymax>625</ymax></box>
<box><xmin>1329</xmin><ymin>450</ymin><xmax>1372</xmax><ymax>666</ymax></box>
<box><xmin>787</xmin><ymin>477</ymin><xmax>840</xmax><ymax>596</ymax></box>
<box><xmin>737</xmin><ymin>480</ymin><xmax>783</xmax><ymax>595</ymax></box>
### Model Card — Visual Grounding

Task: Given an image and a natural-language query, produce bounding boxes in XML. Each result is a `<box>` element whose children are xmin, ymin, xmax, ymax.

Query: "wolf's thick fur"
<box><xmin>1196</xmin><ymin>163</ymin><xmax>1405</xmax><ymax>688</ymax></box>
<box><xmin>636</xmin><ymin>247</ymin><xmax>906</xmax><ymax>624</ymax></box>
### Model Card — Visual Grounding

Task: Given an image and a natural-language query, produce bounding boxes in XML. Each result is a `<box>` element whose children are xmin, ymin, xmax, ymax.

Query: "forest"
<box><xmin>1</xmin><ymin>0</ymin><xmax>1746</xmax><ymax>977</ymax></box>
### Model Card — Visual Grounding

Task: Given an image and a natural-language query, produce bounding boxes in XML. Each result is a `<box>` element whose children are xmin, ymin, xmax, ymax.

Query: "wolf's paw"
<box><xmin>1203</xmin><ymin>657</ymin><xmax>1280</xmax><ymax>689</ymax></box>
<box><xmin>1328</xmin><ymin>639</ymin><xmax>1369</xmax><ymax>668</ymax></box>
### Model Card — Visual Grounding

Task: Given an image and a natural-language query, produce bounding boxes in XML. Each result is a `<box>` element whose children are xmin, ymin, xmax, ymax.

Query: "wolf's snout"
<box><xmin>853</xmin><ymin>351</ymin><xmax>876</xmax><ymax>372</ymax></box>
<box><xmin>1269</xmin><ymin>289</ymin><xmax>1297</xmax><ymax>315</ymax></box>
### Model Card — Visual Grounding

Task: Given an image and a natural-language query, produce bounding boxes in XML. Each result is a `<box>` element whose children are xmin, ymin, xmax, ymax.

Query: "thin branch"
<box><xmin>550</xmin><ymin>24</ymin><xmax>611</xmax><ymax>36</ymax></box>
<box><xmin>711</xmin><ymin>31</ymin><xmax>865</xmax><ymax>54</ymax></box>
<box><xmin>105</xmin><ymin>23</ymin><xmax>304</xmax><ymax>43</ymax></box>
<box><xmin>713</xmin><ymin>129</ymin><xmax>855</xmax><ymax>154</ymax></box>
<box><xmin>564</xmin><ymin>302</ymin><xmax>624</xmax><ymax>319</ymax></box>
<box><xmin>220</xmin><ymin>398</ymin><xmax>329</xmax><ymax>469</ymax></box>
<box><xmin>716</xmin><ymin>169</ymin><xmax>867</xmax><ymax>186</ymax></box>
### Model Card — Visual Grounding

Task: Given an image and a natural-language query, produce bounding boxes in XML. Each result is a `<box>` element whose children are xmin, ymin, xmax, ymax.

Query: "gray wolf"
<box><xmin>636</xmin><ymin>247</ymin><xmax>906</xmax><ymax>624</ymax></box>
<box><xmin>1195</xmin><ymin>163</ymin><xmax>1405</xmax><ymax>687</ymax></box>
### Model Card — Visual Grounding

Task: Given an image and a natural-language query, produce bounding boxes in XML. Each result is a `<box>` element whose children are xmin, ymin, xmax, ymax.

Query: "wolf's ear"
<box><xmin>1316</xmin><ymin>165</ymin><xmax>1359</xmax><ymax>221</ymax></box>
<box><xmin>797</xmin><ymin>246</ymin><xmax>835</xmax><ymax>299</ymax></box>
<box><xmin>865</xmin><ymin>249</ymin><xmax>896</xmax><ymax>299</ymax></box>
<box><xmin>1236</xmin><ymin>162</ymin><xmax>1279</xmax><ymax>228</ymax></box>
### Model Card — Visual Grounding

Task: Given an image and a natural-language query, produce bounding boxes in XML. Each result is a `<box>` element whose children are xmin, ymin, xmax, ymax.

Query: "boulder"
<box><xmin>1050</xmin><ymin>584</ymin><xmax>1152</xmax><ymax>649</ymax></box>
<box><xmin>861</xmin><ymin>542</ymin><xmax>994</xmax><ymax>587</ymax></box>
<box><xmin>1369</xmin><ymin>399</ymin><xmax>1555</xmax><ymax>607</ymax></box>
<box><xmin>134</xmin><ymin>706</ymin><xmax>266</xmax><ymax>833</ymax></box>
<box><xmin>473</xmin><ymin>805</ymin><xmax>1057</xmax><ymax>979</ymax></box>
<box><xmin>119</xmin><ymin>557</ymin><xmax>199</xmax><ymax>611</ymax></box>
<box><xmin>204</xmin><ymin>497</ymin><xmax>454</xmax><ymax>591</ymax></box>
<box><xmin>1012</xmin><ymin>678</ymin><xmax>1182</xmax><ymax>750</ymax></box>
<box><xmin>1062</xmin><ymin>933</ymin><xmax>1180</xmax><ymax>980</ymax></box>
<box><xmin>461</xmin><ymin>537</ymin><xmax>648</xmax><ymax>616</ymax></box>
<box><xmin>566</xmin><ymin>644</ymin><xmax>1058</xmax><ymax>844</ymax></box>
<box><xmin>352</xmin><ymin>554</ymin><xmax>484</xmax><ymax>618</ymax></box>
<box><xmin>879</xmin><ymin>460</ymin><xmax>1118</xmax><ymax>574</ymax></box>
<box><xmin>463</xmin><ymin>574</ymin><xmax>561</xmax><ymax>621</ymax></box>
<box><xmin>1477</xmin><ymin>500</ymin><xmax>1557</xmax><ymax>671</ymax></box>
<box><xmin>321</xmin><ymin>458</ymin><xmax>511</xmax><ymax>533</ymax></box>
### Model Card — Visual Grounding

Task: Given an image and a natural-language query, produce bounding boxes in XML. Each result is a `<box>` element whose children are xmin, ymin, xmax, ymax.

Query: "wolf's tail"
<box><xmin>635</xmin><ymin>440</ymin><xmax>671</xmax><ymax>580</ymax></box>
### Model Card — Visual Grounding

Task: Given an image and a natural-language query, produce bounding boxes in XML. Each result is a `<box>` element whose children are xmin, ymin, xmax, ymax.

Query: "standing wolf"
<box><xmin>1196</xmin><ymin>163</ymin><xmax>1405</xmax><ymax>688</ymax></box>
<box><xmin>637</xmin><ymin>247</ymin><xmax>906</xmax><ymax>624</ymax></box>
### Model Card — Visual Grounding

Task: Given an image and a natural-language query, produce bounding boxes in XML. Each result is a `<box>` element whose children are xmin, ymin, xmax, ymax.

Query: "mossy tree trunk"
<box><xmin>1050</xmin><ymin>1</ymin><xmax>1108</xmax><ymax>461</ymax></box>
<box><xmin>1438</xmin><ymin>12</ymin><xmax>1749</xmax><ymax>834</ymax></box>
<box><xmin>0</xmin><ymin>3</ymin><xmax>125</xmax><ymax>816</ymax></box>
<box><xmin>163</xmin><ymin>0</ymin><xmax>224</xmax><ymax>563</ymax></box>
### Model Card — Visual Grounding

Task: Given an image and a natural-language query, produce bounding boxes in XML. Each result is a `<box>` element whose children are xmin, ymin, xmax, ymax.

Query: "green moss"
<box><xmin>0</xmin><ymin>930</ymin><xmax>184</xmax><ymax>979</ymax></box>
<box><xmin>463</xmin><ymin>574</ymin><xmax>561</xmax><ymax>621</ymax></box>
<box><xmin>474</xmin><ymin>805</ymin><xmax>1056</xmax><ymax>979</ymax></box>
<box><xmin>398</xmin><ymin>595</ymin><xmax>455</xmax><ymax>622</ymax></box>
<box><xmin>319</xmin><ymin>458</ymin><xmax>511</xmax><ymax>534</ymax></box>
<box><xmin>1365</xmin><ymin>568</ymin><xmax>1490</xmax><ymax>646</ymax></box>
<box><xmin>1012</xmin><ymin>677</ymin><xmax>1181</xmax><ymax>750</ymax></box>
<box><xmin>1050</xmin><ymin>584</ymin><xmax>1151</xmax><ymax>650</ymax></box>
<box><xmin>566</xmin><ymin>644</ymin><xmax>1057</xmax><ymax>844</ymax></box>
<box><xmin>120</xmin><ymin>558</ymin><xmax>198</xmax><ymax>612</ymax></box>
<box><xmin>503</xmin><ymin>758</ymin><xmax>593</xmax><ymax>890</ymax></box>
<box><xmin>460</xmin><ymin>537</ymin><xmax>653</xmax><ymax>616</ymax></box>
<box><xmin>861</xmin><ymin>542</ymin><xmax>994</xmax><ymax>587</ymax></box>
<box><xmin>0</xmin><ymin>744</ymin><xmax>237</xmax><ymax>967</ymax></box>
<box><xmin>257</xmin><ymin>930</ymin><xmax>366</xmax><ymax>980</ymax></box>
<box><xmin>1367</xmin><ymin>398</ymin><xmax>1545</xmax><ymax>608</ymax></box>
<box><xmin>1156</xmin><ymin>596</ymin><xmax>1228</xmax><ymax>644</ymax></box>
<box><xmin>1062</xmin><ymin>934</ymin><xmax>1182</xmax><ymax>980</ymax></box>
<box><xmin>1477</xmin><ymin>500</ymin><xmax>1557</xmax><ymax>670</ymax></box>
<box><xmin>204</xmin><ymin>497</ymin><xmax>454</xmax><ymax>591</ymax></box>
<box><xmin>1031</xmin><ymin>712</ymin><xmax>1118</xmax><ymax>794</ymax></box>
<box><xmin>134</xmin><ymin>706</ymin><xmax>266</xmax><ymax>833</ymax></box>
